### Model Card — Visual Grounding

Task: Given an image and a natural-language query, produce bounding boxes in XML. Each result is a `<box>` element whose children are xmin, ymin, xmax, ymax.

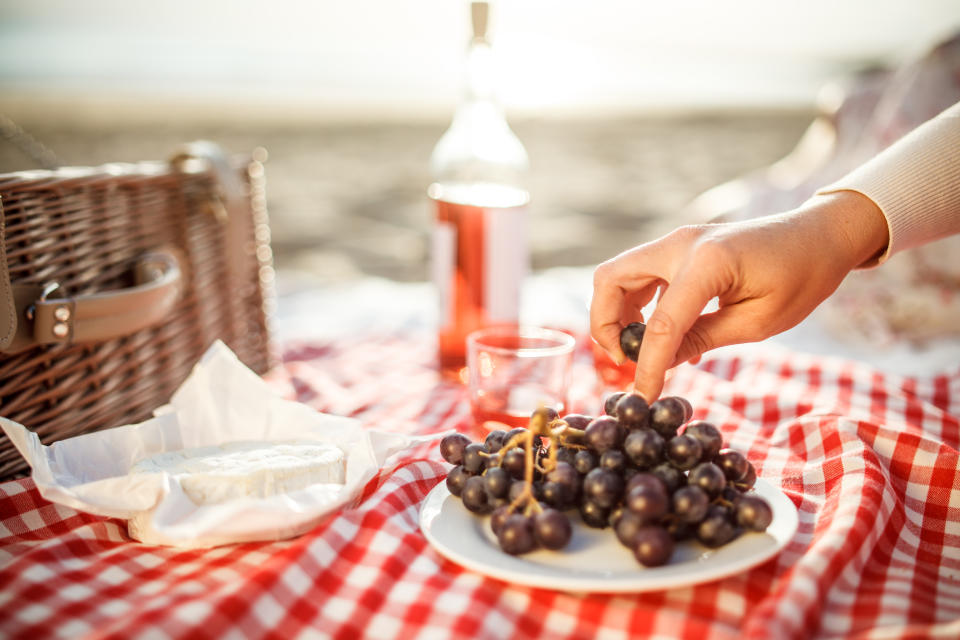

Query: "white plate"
<box><xmin>419</xmin><ymin>477</ymin><xmax>798</xmax><ymax>593</ymax></box>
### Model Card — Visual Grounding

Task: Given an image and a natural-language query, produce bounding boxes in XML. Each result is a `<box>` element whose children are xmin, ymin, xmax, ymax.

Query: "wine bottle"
<box><xmin>429</xmin><ymin>0</ymin><xmax>530</xmax><ymax>380</ymax></box>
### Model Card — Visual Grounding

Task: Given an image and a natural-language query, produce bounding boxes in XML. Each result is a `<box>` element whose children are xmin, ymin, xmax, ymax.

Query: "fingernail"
<box><xmin>605</xmin><ymin>349</ymin><xmax>624</xmax><ymax>366</ymax></box>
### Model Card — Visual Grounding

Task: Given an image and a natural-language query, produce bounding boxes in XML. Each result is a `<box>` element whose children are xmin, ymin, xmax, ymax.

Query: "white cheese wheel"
<box><xmin>130</xmin><ymin>440</ymin><xmax>346</xmax><ymax>506</ymax></box>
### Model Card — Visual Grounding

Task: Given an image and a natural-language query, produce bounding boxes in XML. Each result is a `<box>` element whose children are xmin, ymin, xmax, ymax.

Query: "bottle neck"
<box><xmin>428</xmin><ymin>0</ymin><xmax>528</xmax><ymax>191</ymax></box>
<box><xmin>463</xmin><ymin>40</ymin><xmax>497</xmax><ymax>105</ymax></box>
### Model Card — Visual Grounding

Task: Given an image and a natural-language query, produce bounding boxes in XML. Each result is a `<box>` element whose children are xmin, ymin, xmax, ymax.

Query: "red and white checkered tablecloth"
<box><xmin>1</xmin><ymin>330</ymin><xmax>959</xmax><ymax>639</ymax></box>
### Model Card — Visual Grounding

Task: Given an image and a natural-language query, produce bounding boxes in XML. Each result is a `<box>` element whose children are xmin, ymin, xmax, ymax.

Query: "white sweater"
<box><xmin>818</xmin><ymin>101</ymin><xmax>960</xmax><ymax>266</ymax></box>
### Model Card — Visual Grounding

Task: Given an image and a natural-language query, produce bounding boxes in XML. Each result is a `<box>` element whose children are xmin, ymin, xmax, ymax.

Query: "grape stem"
<box><xmin>497</xmin><ymin>409</ymin><xmax>555</xmax><ymax>516</ymax></box>
<box><xmin>552</xmin><ymin>424</ymin><xmax>587</xmax><ymax>450</ymax></box>
<box><xmin>492</xmin><ymin>410</ymin><xmax>589</xmax><ymax>517</ymax></box>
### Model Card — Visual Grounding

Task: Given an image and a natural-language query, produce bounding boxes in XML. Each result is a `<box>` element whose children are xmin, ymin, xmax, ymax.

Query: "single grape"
<box><xmin>484</xmin><ymin>430</ymin><xmax>508</xmax><ymax>454</ymax></box>
<box><xmin>573</xmin><ymin>450</ymin><xmax>598</xmax><ymax>475</ymax></box>
<box><xmin>625</xmin><ymin>471</ymin><xmax>667</xmax><ymax>496</ymax></box>
<box><xmin>604</xmin><ymin>392</ymin><xmax>626</xmax><ymax>417</ymax></box>
<box><xmin>697</xmin><ymin>512</ymin><xmax>738</xmax><ymax>548</ymax></box>
<box><xmin>498</xmin><ymin>514</ymin><xmax>537</xmax><ymax>555</ymax></box>
<box><xmin>677</xmin><ymin>397</ymin><xmax>694</xmax><ymax>422</ymax></box>
<box><xmin>534</xmin><ymin>509</ymin><xmax>573</xmax><ymax>550</ymax></box>
<box><xmin>555</xmin><ymin>446</ymin><xmax>577</xmax><ymax>467</ymax></box>
<box><xmin>585</xmin><ymin>416</ymin><xmax>626</xmax><ymax>453</ymax></box>
<box><xmin>650</xmin><ymin>462</ymin><xmax>686</xmax><ymax>493</ymax></box>
<box><xmin>542</xmin><ymin>465</ymin><xmax>578</xmax><ymax>508</ymax></box>
<box><xmin>734</xmin><ymin>462</ymin><xmax>757</xmax><ymax>492</ymax></box>
<box><xmin>600</xmin><ymin>449</ymin><xmax>627</xmax><ymax>473</ymax></box>
<box><xmin>558</xmin><ymin>414</ymin><xmax>591</xmax><ymax>447</ymax></box>
<box><xmin>582</xmin><ymin>468</ymin><xmax>624</xmax><ymax>509</ymax></box>
<box><xmin>736</xmin><ymin>495</ymin><xmax>774</xmax><ymax>531</ymax></box>
<box><xmin>619</xmin><ymin>322</ymin><xmax>646</xmax><ymax>362</ymax></box>
<box><xmin>623</xmin><ymin>428</ymin><xmax>664</xmax><ymax>468</ymax></box>
<box><xmin>547</xmin><ymin>461</ymin><xmax>580</xmax><ymax>495</ymax></box>
<box><xmin>614</xmin><ymin>509</ymin><xmax>645</xmax><ymax>547</ymax></box>
<box><xmin>483</xmin><ymin>466</ymin><xmax>511</xmax><ymax>499</ymax></box>
<box><xmin>439</xmin><ymin>433</ymin><xmax>472</xmax><ymax>466</ymax></box>
<box><xmin>632</xmin><ymin>526</ymin><xmax>674</xmax><ymax>567</ymax></box>
<box><xmin>461</xmin><ymin>476</ymin><xmax>492</xmax><ymax>514</ymax></box>
<box><xmin>624</xmin><ymin>482</ymin><xmax>669</xmax><ymax>523</ymax></box>
<box><xmin>490</xmin><ymin>505</ymin><xmax>511</xmax><ymax>536</ymax></box>
<box><xmin>688</xmin><ymin>462</ymin><xmax>727</xmax><ymax>498</ymax></box>
<box><xmin>671</xmin><ymin>485</ymin><xmax>710</xmax><ymax>524</ymax></box>
<box><xmin>650</xmin><ymin>397</ymin><xmax>687</xmax><ymax>436</ymax></box>
<box><xmin>541</xmin><ymin>482</ymin><xmax>569</xmax><ymax>509</ymax></box>
<box><xmin>501</xmin><ymin>448</ymin><xmax>526</xmax><ymax>479</ymax></box>
<box><xmin>446</xmin><ymin>465</ymin><xmax>469</xmax><ymax>497</ymax></box>
<box><xmin>666</xmin><ymin>434</ymin><xmax>703</xmax><ymax>470</ymax></box>
<box><xmin>616</xmin><ymin>393</ymin><xmax>651</xmax><ymax>430</ymax></box>
<box><xmin>579</xmin><ymin>500</ymin><xmax>610</xmax><ymax>528</ymax></box>
<box><xmin>462</xmin><ymin>443</ymin><xmax>488</xmax><ymax>474</ymax></box>
<box><xmin>682</xmin><ymin>422</ymin><xmax>723</xmax><ymax>460</ymax></box>
<box><xmin>561</xmin><ymin>413</ymin><xmax>593</xmax><ymax>431</ymax></box>
<box><xmin>715</xmin><ymin>449</ymin><xmax>749</xmax><ymax>482</ymax></box>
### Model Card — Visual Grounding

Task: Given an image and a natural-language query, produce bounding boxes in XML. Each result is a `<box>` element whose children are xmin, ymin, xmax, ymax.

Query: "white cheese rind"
<box><xmin>130</xmin><ymin>441</ymin><xmax>346</xmax><ymax>506</ymax></box>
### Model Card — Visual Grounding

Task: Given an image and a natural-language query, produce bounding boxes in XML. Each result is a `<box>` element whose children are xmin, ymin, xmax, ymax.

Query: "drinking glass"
<box><xmin>466</xmin><ymin>326</ymin><xmax>575</xmax><ymax>431</ymax></box>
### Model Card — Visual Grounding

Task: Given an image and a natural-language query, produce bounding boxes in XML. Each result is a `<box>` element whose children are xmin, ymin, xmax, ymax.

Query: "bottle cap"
<box><xmin>471</xmin><ymin>2</ymin><xmax>489</xmax><ymax>43</ymax></box>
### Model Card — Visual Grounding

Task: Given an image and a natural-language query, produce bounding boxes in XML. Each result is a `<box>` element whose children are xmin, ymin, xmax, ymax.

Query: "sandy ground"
<box><xmin>0</xmin><ymin>110</ymin><xmax>812</xmax><ymax>284</ymax></box>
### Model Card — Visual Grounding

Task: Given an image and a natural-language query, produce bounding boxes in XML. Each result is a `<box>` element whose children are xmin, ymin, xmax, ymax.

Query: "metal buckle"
<box><xmin>25</xmin><ymin>281</ymin><xmax>61</xmax><ymax>321</ymax></box>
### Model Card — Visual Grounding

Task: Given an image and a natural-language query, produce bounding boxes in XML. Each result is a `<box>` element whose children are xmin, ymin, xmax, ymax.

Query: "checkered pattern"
<box><xmin>2</xmin><ymin>330</ymin><xmax>959</xmax><ymax>639</ymax></box>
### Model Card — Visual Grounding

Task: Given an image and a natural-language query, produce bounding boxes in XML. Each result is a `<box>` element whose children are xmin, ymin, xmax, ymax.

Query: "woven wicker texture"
<box><xmin>0</xmin><ymin>157</ymin><xmax>274</xmax><ymax>478</ymax></box>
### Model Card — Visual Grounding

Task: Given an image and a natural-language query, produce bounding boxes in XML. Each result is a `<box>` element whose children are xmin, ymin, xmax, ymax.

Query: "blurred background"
<box><xmin>2</xmin><ymin>0</ymin><xmax>959</xmax><ymax>287</ymax></box>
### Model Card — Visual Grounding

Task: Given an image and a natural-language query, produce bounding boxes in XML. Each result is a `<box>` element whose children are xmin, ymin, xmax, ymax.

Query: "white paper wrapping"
<box><xmin>0</xmin><ymin>341</ymin><xmax>442</xmax><ymax>548</ymax></box>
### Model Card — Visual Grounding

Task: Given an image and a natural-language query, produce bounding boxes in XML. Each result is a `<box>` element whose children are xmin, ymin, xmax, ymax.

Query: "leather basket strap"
<box><xmin>1</xmin><ymin>250</ymin><xmax>182</xmax><ymax>354</ymax></box>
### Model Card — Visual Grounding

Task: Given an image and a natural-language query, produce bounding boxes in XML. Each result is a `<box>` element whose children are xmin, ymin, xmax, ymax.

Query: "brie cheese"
<box><xmin>130</xmin><ymin>440</ymin><xmax>346</xmax><ymax>506</ymax></box>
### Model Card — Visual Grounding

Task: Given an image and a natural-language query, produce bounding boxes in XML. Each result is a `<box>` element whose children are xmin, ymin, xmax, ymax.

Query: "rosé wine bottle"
<box><xmin>429</xmin><ymin>1</ymin><xmax>530</xmax><ymax>380</ymax></box>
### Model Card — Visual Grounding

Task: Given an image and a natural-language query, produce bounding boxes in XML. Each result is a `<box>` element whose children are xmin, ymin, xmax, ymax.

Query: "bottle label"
<box><xmin>484</xmin><ymin>205</ymin><xmax>527</xmax><ymax>323</ymax></box>
<box><xmin>432</xmin><ymin>221</ymin><xmax>456</xmax><ymax>329</ymax></box>
<box><xmin>431</xmin><ymin>198</ymin><xmax>528</xmax><ymax>334</ymax></box>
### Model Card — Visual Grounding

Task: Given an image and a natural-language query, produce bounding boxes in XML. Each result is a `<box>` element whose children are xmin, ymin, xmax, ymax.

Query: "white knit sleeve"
<box><xmin>816</xmin><ymin>101</ymin><xmax>960</xmax><ymax>267</ymax></box>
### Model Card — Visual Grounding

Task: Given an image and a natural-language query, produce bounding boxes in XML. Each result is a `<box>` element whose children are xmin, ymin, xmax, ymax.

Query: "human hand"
<box><xmin>590</xmin><ymin>191</ymin><xmax>889</xmax><ymax>401</ymax></box>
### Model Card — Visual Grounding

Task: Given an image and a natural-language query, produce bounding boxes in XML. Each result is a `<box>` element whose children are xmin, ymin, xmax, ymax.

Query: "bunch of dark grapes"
<box><xmin>439</xmin><ymin>393</ymin><xmax>774</xmax><ymax>566</ymax></box>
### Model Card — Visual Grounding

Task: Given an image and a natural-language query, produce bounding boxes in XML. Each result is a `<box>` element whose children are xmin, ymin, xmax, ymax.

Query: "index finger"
<box><xmin>590</xmin><ymin>240</ymin><xmax>678</xmax><ymax>363</ymax></box>
<box><xmin>633</xmin><ymin>269</ymin><xmax>717</xmax><ymax>401</ymax></box>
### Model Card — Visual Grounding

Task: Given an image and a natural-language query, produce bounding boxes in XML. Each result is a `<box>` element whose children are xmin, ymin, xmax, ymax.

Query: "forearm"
<box><xmin>816</xmin><ymin>100</ymin><xmax>960</xmax><ymax>266</ymax></box>
<box><xmin>798</xmin><ymin>191</ymin><xmax>889</xmax><ymax>270</ymax></box>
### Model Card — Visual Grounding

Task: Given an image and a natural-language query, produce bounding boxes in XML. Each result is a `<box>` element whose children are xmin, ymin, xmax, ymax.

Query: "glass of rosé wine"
<box><xmin>466</xmin><ymin>326</ymin><xmax>575</xmax><ymax>431</ymax></box>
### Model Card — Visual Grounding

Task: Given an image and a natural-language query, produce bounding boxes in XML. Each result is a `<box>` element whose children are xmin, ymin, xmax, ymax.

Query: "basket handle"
<box><xmin>1</xmin><ymin>250</ymin><xmax>182</xmax><ymax>353</ymax></box>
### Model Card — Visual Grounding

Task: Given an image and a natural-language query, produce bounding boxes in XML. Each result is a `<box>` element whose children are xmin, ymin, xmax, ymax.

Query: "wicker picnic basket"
<box><xmin>0</xmin><ymin>141</ymin><xmax>276</xmax><ymax>479</ymax></box>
